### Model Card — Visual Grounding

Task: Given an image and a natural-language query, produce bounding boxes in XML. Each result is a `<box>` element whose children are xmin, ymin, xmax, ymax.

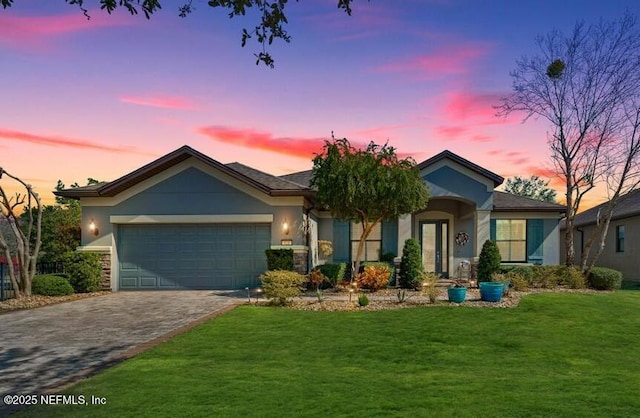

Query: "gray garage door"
<box><xmin>118</xmin><ymin>223</ymin><xmax>270</xmax><ymax>290</ymax></box>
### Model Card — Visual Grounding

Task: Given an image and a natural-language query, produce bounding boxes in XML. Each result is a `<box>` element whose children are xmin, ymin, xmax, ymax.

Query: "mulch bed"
<box><xmin>285</xmin><ymin>287</ymin><xmax>602</xmax><ymax>312</ymax></box>
<box><xmin>0</xmin><ymin>291</ymin><xmax>112</xmax><ymax>314</ymax></box>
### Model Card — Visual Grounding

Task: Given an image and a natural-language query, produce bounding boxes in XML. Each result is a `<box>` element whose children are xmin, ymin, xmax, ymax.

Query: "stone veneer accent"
<box><xmin>293</xmin><ymin>249</ymin><xmax>308</xmax><ymax>275</ymax></box>
<box><xmin>98</xmin><ymin>253</ymin><xmax>111</xmax><ymax>290</ymax></box>
<box><xmin>78</xmin><ymin>247</ymin><xmax>111</xmax><ymax>290</ymax></box>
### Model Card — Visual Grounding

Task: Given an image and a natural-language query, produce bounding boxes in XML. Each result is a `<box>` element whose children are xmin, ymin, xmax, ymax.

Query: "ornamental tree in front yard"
<box><xmin>310</xmin><ymin>136</ymin><xmax>430</xmax><ymax>279</ymax></box>
<box><xmin>0</xmin><ymin>168</ymin><xmax>42</xmax><ymax>297</ymax></box>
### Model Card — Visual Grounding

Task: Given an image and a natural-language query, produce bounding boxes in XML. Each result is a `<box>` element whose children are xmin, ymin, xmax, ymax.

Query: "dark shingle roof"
<box><xmin>225</xmin><ymin>162</ymin><xmax>308</xmax><ymax>191</ymax></box>
<box><xmin>569</xmin><ymin>189</ymin><xmax>640</xmax><ymax>228</ymax></box>
<box><xmin>417</xmin><ymin>150</ymin><xmax>504</xmax><ymax>187</ymax></box>
<box><xmin>54</xmin><ymin>145</ymin><xmax>311</xmax><ymax>199</ymax></box>
<box><xmin>279</xmin><ymin>170</ymin><xmax>314</xmax><ymax>188</ymax></box>
<box><xmin>492</xmin><ymin>191</ymin><xmax>566</xmax><ymax>212</ymax></box>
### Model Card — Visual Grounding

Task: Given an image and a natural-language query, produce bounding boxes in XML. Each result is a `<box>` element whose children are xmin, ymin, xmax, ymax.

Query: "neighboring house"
<box><xmin>55</xmin><ymin>146</ymin><xmax>566</xmax><ymax>291</ymax></box>
<box><xmin>560</xmin><ymin>189</ymin><xmax>640</xmax><ymax>281</ymax></box>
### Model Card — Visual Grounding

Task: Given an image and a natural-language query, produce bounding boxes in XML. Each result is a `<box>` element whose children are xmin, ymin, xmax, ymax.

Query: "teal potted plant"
<box><xmin>447</xmin><ymin>281</ymin><xmax>467</xmax><ymax>303</ymax></box>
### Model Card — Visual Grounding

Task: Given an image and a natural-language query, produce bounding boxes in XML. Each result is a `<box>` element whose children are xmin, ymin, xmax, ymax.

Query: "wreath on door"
<box><xmin>455</xmin><ymin>231</ymin><xmax>470</xmax><ymax>246</ymax></box>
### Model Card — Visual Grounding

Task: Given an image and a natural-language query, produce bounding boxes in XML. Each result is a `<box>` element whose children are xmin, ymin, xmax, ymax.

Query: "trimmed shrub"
<box><xmin>62</xmin><ymin>251</ymin><xmax>102</xmax><ymax>293</ymax></box>
<box><xmin>530</xmin><ymin>265</ymin><xmax>562</xmax><ymax>288</ymax></box>
<box><xmin>510</xmin><ymin>266</ymin><xmax>534</xmax><ymax>284</ymax></box>
<box><xmin>32</xmin><ymin>274</ymin><xmax>74</xmax><ymax>296</ymax></box>
<box><xmin>588</xmin><ymin>267</ymin><xmax>623</xmax><ymax>290</ymax></box>
<box><xmin>399</xmin><ymin>238</ymin><xmax>423</xmax><ymax>289</ymax></box>
<box><xmin>357</xmin><ymin>294</ymin><xmax>370</xmax><ymax>307</ymax></box>
<box><xmin>317</xmin><ymin>263</ymin><xmax>347</xmax><ymax>287</ymax></box>
<box><xmin>265</xmin><ymin>249</ymin><xmax>294</xmax><ymax>271</ymax></box>
<box><xmin>557</xmin><ymin>266</ymin><xmax>586</xmax><ymax>289</ymax></box>
<box><xmin>507</xmin><ymin>272</ymin><xmax>529</xmax><ymax>291</ymax></box>
<box><xmin>260</xmin><ymin>270</ymin><xmax>306</xmax><ymax>305</ymax></box>
<box><xmin>356</xmin><ymin>265</ymin><xmax>391</xmax><ymax>291</ymax></box>
<box><xmin>477</xmin><ymin>240</ymin><xmax>501</xmax><ymax>283</ymax></box>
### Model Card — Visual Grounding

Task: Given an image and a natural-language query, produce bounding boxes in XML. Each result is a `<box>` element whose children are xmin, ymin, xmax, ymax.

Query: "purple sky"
<box><xmin>1</xmin><ymin>0</ymin><xmax>638</xmax><ymax>207</ymax></box>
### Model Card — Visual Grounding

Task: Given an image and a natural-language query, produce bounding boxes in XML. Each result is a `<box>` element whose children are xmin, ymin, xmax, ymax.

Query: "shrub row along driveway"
<box><xmin>0</xmin><ymin>291</ymin><xmax>240</xmax><ymax>403</ymax></box>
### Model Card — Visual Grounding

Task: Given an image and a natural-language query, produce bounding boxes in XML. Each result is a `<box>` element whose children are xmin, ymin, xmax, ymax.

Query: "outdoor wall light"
<box><xmin>89</xmin><ymin>220</ymin><xmax>99</xmax><ymax>236</ymax></box>
<box><xmin>282</xmin><ymin>218</ymin><xmax>290</xmax><ymax>235</ymax></box>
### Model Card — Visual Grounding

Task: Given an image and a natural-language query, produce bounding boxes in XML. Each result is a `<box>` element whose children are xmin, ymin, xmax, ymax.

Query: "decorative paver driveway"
<box><xmin>0</xmin><ymin>291</ymin><xmax>241</xmax><ymax>402</ymax></box>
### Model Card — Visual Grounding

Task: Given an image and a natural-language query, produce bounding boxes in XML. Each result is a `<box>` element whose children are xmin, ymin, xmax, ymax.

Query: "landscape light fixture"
<box><xmin>89</xmin><ymin>220</ymin><xmax>99</xmax><ymax>236</ymax></box>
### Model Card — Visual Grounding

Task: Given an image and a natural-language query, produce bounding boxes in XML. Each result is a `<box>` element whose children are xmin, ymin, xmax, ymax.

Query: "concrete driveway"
<box><xmin>0</xmin><ymin>291</ymin><xmax>241</xmax><ymax>401</ymax></box>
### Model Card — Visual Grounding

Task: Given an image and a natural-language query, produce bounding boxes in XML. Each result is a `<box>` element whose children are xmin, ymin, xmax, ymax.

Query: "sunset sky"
<box><xmin>1</xmin><ymin>0</ymin><xmax>638</xmax><ymax>208</ymax></box>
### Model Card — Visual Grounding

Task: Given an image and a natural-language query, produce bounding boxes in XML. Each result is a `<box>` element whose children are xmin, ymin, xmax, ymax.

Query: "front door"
<box><xmin>420</xmin><ymin>220</ymin><xmax>449</xmax><ymax>278</ymax></box>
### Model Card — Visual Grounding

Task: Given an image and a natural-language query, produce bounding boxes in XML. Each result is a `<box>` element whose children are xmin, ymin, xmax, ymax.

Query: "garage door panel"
<box><xmin>118</xmin><ymin>223</ymin><xmax>270</xmax><ymax>290</ymax></box>
<box><xmin>139</xmin><ymin>276</ymin><xmax>158</xmax><ymax>288</ymax></box>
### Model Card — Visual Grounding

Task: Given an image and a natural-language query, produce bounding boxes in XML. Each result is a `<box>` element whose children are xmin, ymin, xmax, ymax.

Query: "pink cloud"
<box><xmin>198</xmin><ymin>125</ymin><xmax>416</xmax><ymax>160</ymax></box>
<box><xmin>0</xmin><ymin>11</ymin><xmax>133</xmax><ymax>51</ymax></box>
<box><xmin>198</xmin><ymin>126</ymin><xmax>329</xmax><ymax>159</ymax></box>
<box><xmin>349</xmin><ymin>123</ymin><xmax>413</xmax><ymax>141</ymax></box>
<box><xmin>376</xmin><ymin>42</ymin><xmax>493</xmax><ymax>78</ymax></box>
<box><xmin>443</xmin><ymin>91</ymin><xmax>507</xmax><ymax>123</ymax></box>
<box><xmin>120</xmin><ymin>95</ymin><xmax>200</xmax><ymax>110</ymax></box>
<box><xmin>0</xmin><ymin>127</ymin><xmax>150</xmax><ymax>154</ymax></box>
<box><xmin>471</xmin><ymin>134</ymin><xmax>494</xmax><ymax>143</ymax></box>
<box><xmin>435</xmin><ymin>125</ymin><xmax>468</xmax><ymax>140</ymax></box>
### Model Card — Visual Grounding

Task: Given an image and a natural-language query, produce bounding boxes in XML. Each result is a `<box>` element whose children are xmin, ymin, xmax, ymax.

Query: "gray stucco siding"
<box><xmin>110</xmin><ymin>167</ymin><xmax>275</xmax><ymax>215</ymax></box>
<box><xmin>80</xmin><ymin>167</ymin><xmax>305</xmax><ymax>246</ymax></box>
<box><xmin>424</xmin><ymin>166</ymin><xmax>492</xmax><ymax>210</ymax></box>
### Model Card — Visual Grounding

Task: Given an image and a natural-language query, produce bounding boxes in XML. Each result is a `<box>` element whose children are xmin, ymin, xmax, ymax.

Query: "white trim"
<box><xmin>77</xmin><ymin>246</ymin><xmax>112</xmax><ymax>253</ymax></box>
<box><xmin>81</xmin><ymin>157</ymin><xmax>304</xmax><ymax>207</ymax></box>
<box><xmin>110</xmin><ymin>214</ymin><xmax>274</xmax><ymax>224</ymax></box>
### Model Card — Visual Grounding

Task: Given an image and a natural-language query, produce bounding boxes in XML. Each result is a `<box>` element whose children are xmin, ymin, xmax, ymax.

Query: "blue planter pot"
<box><xmin>448</xmin><ymin>287</ymin><xmax>467</xmax><ymax>303</ymax></box>
<box><xmin>479</xmin><ymin>282</ymin><xmax>504</xmax><ymax>302</ymax></box>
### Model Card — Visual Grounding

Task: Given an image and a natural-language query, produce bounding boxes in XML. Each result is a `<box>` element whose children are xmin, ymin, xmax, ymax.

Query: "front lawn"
<box><xmin>21</xmin><ymin>291</ymin><xmax>640</xmax><ymax>417</ymax></box>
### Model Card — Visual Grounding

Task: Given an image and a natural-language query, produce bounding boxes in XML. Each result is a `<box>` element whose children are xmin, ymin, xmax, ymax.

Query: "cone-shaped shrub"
<box><xmin>477</xmin><ymin>239</ymin><xmax>501</xmax><ymax>283</ymax></box>
<box><xmin>399</xmin><ymin>238</ymin><xmax>423</xmax><ymax>289</ymax></box>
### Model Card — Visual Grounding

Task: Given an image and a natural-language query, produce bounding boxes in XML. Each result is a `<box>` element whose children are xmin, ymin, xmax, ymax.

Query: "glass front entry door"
<box><xmin>420</xmin><ymin>220</ymin><xmax>449</xmax><ymax>278</ymax></box>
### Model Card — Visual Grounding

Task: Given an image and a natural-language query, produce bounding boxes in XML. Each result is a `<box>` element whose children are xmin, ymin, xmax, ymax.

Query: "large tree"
<box><xmin>310</xmin><ymin>136</ymin><xmax>430</xmax><ymax>278</ymax></box>
<box><xmin>504</xmin><ymin>175</ymin><xmax>557</xmax><ymax>203</ymax></box>
<box><xmin>23</xmin><ymin>178</ymin><xmax>103</xmax><ymax>263</ymax></box>
<box><xmin>0</xmin><ymin>168</ymin><xmax>42</xmax><ymax>297</ymax></box>
<box><xmin>497</xmin><ymin>13</ymin><xmax>640</xmax><ymax>271</ymax></box>
<box><xmin>0</xmin><ymin>0</ymin><xmax>360</xmax><ymax>67</ymax></box>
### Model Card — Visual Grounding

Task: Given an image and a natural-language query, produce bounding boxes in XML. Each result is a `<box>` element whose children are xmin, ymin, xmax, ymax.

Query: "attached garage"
<box><xmin>55</xmin><ymin>146</ymin><xmax>312</xmax><ymax>292</ymax></box>
<box><xmin>118</xmin><ymin>223</ymin><xmax>271</xmax><ymax>290</ymax></box>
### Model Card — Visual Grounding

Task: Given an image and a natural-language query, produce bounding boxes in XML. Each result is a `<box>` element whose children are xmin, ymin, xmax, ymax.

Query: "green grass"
<box><xmin>20</xmin><ymin>292</ymin><xmax>640</xmax><ymax>417</ymax></box>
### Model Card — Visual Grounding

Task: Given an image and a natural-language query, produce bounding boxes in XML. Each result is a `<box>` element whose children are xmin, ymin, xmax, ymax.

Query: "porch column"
<box><xmin>475</xmin><ymin>210</ymin><xmax>491</xmax><ymax>257</ymax></box>
<box><xmin>397</xmin><ymin>214</ymin><xmax>412</xmax><ymax>256</ymax></box>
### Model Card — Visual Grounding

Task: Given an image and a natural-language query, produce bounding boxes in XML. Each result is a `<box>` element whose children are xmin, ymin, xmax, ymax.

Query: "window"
<box><xmin>616</xmin><ymin>225</ymin><xmax>625</xmax><ymax>253</ymax></box>
<box><xmin>495</xmin><ymin>219</ymin><xmax>526</xmax><ymax>262</ymax></box>
<box><xmin>351</xmin><ymin>222</ymin><xmax>381</xmax><ymax>262</ymax></box>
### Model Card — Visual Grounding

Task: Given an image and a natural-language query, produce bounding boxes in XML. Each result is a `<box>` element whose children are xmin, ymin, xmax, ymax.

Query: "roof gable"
<box><xmin>55</xmin><ymin>145</ymin><xmax>311</xmax><ymax>199</ymax></box>
<box><xmin>417</xmin><ymin>150</ymin><xmax>504</xmax><ymax>187</ymax></box>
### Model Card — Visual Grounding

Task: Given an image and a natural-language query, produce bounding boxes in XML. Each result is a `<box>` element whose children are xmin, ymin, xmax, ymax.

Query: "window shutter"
<box><xmin>490</xmin><ymin>219</ymin><xmax>496</xmax><ymax>241</ymax></box>
<box><xmin>527</xmin><ymin>219</ymin><xmax>544</xmax><ymax>264</ymax></box>
<box><xmin>333</xmin><ymin>220</ymin><xmax>350</xmax><ymax>263</ymax></box>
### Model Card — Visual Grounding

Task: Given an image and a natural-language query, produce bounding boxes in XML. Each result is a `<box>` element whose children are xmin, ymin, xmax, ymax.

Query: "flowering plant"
<box><xmin>318</xmin><ymin>240</ymin><xmax>333</xmax><ymax>256</ymax></box>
